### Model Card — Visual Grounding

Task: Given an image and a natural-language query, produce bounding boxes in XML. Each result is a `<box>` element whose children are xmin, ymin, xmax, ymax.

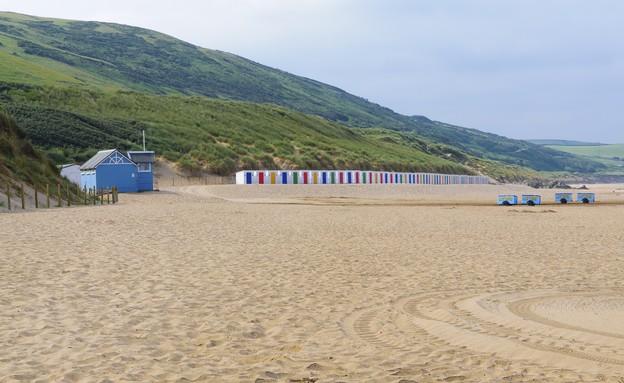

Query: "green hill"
<box><xmin>0</xmin><ymin>85</ymin><xmax>480</xmax><ymax>176</ymax></box>
<box><xmin>0</xmin><ymin>12</ymin><xmax>605</xmax><ymax>178</ymax></box>
<box><xmin>0</xmin><ymin>107</ymin><xmax>77</xmax><ymax>208</ymax></box>
<box><xmin>544</xmin><ymin>143</ymin><xmax>624</xmax><ymax>172</ymax></box>
<box><xmin>547</xmin><ymin>144</ymin><xmax>624</xmax><ymax>158</ymax></box>
<box><xmin>0</xmin><ymin>107</ymin><xmax>58</xmax><ymax>184</ymax></box>
<box><xmin>527</xmin><ymin>139</ymin><xmax>604</xmax><ymax>147</ymax></box>
<box><xmin>0</xmin><ymin>12</ymin><xmax>400</xmax><ymax>128</ymax></box>
<box><xmin>403</xmin><ymin>118</ymin><xmax>601</xmax><ymax>173</ymax></box>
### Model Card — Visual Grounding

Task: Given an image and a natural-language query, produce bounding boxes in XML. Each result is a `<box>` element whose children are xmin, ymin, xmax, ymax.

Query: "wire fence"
<box><xmin>155</xmin><ymin>175</ymin><xmax>235</xmax><ymax>188</ymax></box>
<box><xmin>1</xmin><ymin>181</ymin><xmax>118</xmax><ymax>211</ymax></box>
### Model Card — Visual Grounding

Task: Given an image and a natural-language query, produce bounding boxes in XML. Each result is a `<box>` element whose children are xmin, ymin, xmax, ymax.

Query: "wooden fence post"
<box><xmin>57</xmin><ymin>184</ymin><xmax>62</xmax><ymax>207</ymax></box>
<box><xmin>76</xmin><ymin>184</ymin><xmax>80</xmax><ymax>205</ymax></box>
<box><xmin>83</xmin><ymin>185</ymin><xmax>87</xmax><ymax>205</ymax></box>
<box><xmin>107</xmin><ymin>187</ymin><xmax>110</xmax><ymax>204</ymax></box>
<box><xmin>46</xmin><ymin>184</ymin><xmax>50</xmax><ymax>208</ymax></box>
<box><xmin>92</xmin><ymin>188</ymin><xmax>96</xmax><ymax>205</ymax></box>
<box><xmin>6</xmin><ymin>182</ymin><xmax>11</xmax><ymax>210</ymax></box>
<box><xmin>34</xmin><ymin>185</ymin><xmax>38</xmax><ymax>209</ymax></box>
<box><xmin>100</xmin><ymin>188</ymin><xmax>104</xmax><ymax>205</ymax></box>
<box><xmin>20</xmin><ymin>183</ymin><xmax>25</xmax><ymax>209</ymax></box>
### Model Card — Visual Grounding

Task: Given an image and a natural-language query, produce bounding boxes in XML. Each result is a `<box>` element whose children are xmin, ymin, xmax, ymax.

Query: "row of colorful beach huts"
<box><xmin>235</xmin><ymin>170</ymin><xmax>489</xmax><ymax>185</ymax></box>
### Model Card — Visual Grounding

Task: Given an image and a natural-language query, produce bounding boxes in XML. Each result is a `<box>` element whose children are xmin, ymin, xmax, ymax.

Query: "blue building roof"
<box><xmin>80</xmin><ymin>149</ymin><xmax>134</xmax><ymax>170</ymax></box>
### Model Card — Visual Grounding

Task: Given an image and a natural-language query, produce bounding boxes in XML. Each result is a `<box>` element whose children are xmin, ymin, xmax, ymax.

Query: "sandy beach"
<box><xmin>1</xmin><ymin>183</ymin><xmax>623</xmax><ymax>382</ymax></box>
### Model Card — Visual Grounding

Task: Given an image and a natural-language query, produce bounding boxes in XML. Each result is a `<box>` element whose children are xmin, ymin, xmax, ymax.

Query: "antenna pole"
<box><xmin>142</xmin><ymin>130</ymin><xmax>146</xmax><ymax>151</ymax></box>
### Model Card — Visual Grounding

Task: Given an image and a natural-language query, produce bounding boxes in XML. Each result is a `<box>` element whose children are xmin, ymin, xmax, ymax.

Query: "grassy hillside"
<box><xmin>0</xmin><ymin>107</ymin><xmax>58</xmax><ymax>184</ymax></box>
<box><xmin>0</xmin><ymin>12</ymin><xmax>604</xmax><ymax>176</ymax></box>
<box><xmin>545</xmin><ymin>144</ymin><xmax>624</xmax><ymax>158</ymax></box>
<box><xmin>405</xmin><ymin>117</ymin><xmax>603</xmax><ymax>173</ymax></box>
<box><xmin>527</xmin><ymin>139</ymin><xmax>604</xmax><ymax>147</ymax></box>
<box><xmin>0</xmin><ymin>84</ymin><xmax>477</xmax><ymax>176</ymax></box>
<box><xmin>545</xmin><ymin>144</ymin><xmax>624</xmax><ymax>172</ymax></box>
<box><xmin>0</xmin><ymin>12</ymin><xmax>401</xmax><ymax>128</ymax></box>
<box><xmin>0</xmin><ymin>107</ymin><xmax>77</xmax><ymax>208</ymax></box>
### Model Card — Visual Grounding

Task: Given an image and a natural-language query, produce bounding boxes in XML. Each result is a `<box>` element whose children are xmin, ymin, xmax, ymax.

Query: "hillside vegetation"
<box><xmin>545</xmin><ymin>144</ymin><xmax>624</xmax><ymax>158</ymax></box>
<box><xmin>544</xmin><ymin>143</ymin><xmax>624</xmax><ymax>173</ymax></box>
<box><xmin>0</xmin><ymin>12</ymin><xmax>605</xmax><ymax>178</ymax></box>
<box><xmin>0</xmin><ymin>107</ymin><xmax>77</xmax><ymax>208</ymax></box>
<box><xmin>0</xmin><ymin>12</ymin><xmax>398</xmax><ymax>129</ymax></box>
<box><xmin>404</xmin><ymin>117</ymin><xmax>602</xmax><ymax>173</ymax></box>
<box><xmin>1</xmin><ymin>84</ymin><xmax>481</xmax><ymax>176</ymax></box>
<box><xmin>527</xmin><ymin>139</ymin><xmax>604</xmax><ymax>147</ymax></box>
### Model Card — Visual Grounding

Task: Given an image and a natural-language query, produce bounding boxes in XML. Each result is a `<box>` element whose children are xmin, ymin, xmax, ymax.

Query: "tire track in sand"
<box><xmin>341</xmin><ymin>289</ymin><xmax>624</xmax><ymax>375</ymax></box>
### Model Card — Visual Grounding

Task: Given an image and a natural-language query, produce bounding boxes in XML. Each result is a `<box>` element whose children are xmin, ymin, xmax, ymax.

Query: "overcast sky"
<box><xmin>3</xmin><ymin>0</ymin><xmax>624</xmax><ymax>143</ymax></box>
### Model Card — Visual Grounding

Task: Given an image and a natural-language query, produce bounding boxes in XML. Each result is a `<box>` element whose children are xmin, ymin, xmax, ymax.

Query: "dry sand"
<box><xmin>1</xmin><ymin>183</ymin><xmax>624</xmax><ymax>382</ymax></box>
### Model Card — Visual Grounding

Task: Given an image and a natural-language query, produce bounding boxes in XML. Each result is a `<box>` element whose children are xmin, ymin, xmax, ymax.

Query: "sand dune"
<box><xmin>1</xmin><ymin>184</ymin><xmax>623</xmax><ymax>382</ymax></box>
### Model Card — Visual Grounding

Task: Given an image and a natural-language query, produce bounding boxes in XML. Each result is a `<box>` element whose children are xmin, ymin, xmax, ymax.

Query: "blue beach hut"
<box><xmin>80</xmin><ymin>149</ymin><xmax>140</xmax><ymax>193</ymax></box>
<box><xmin>127</xmin><ymin>151</ymin><xmax>155</xmax><ymax>191</ymax></box>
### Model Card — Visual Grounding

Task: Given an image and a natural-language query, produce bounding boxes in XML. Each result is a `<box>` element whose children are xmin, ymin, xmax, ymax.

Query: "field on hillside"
<box><xmin>546</xmin><ymin>144</ymin><xmax>624</xmax><ymax>170</ymax></box>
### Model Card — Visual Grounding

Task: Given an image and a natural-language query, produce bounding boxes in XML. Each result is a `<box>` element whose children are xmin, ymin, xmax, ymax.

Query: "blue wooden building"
<box><xmin>80</xmin><ymin>149</ymin><xmax>154</xmax><ymax>192</ymax></box>
<box><xmin>127</xmin><ymin>151</ymin><xmax>155</xmax><ymax>191</ymax></box>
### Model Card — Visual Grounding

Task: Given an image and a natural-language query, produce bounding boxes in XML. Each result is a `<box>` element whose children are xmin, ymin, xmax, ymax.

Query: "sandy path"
<box><xmin>1</xmin><ymin>184</ymin><xmax>623</xmax><ymax>382</ymax></box>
